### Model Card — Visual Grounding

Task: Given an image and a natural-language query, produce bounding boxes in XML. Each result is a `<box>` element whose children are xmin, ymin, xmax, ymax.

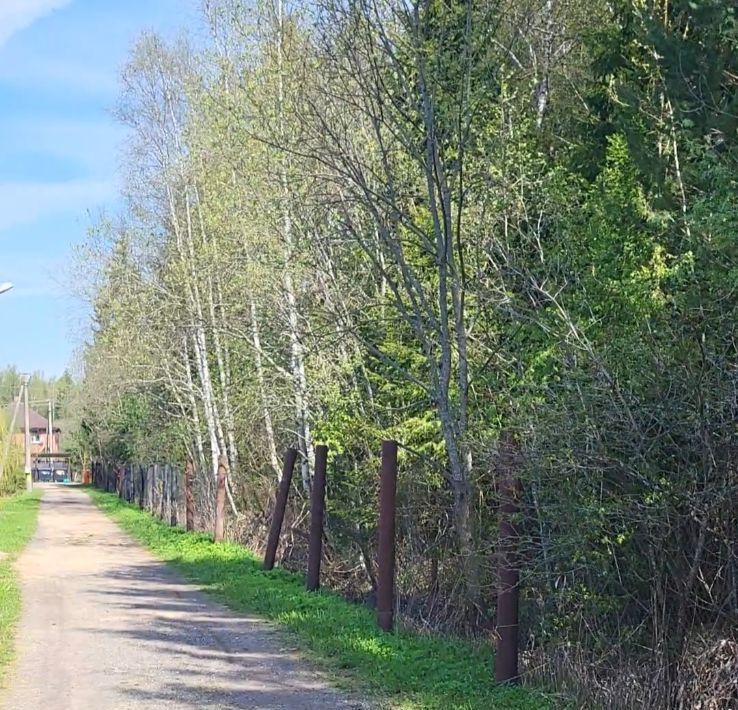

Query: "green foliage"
<box><xmin>0</xmin><ymin>410</ymin><xmax>24</xmax><ymax>497</ymax></box>
<box><xmin>0</xmin><ymin>471</ymin><xmax>26</xmax><ymax>499</ymax></box>
<box><xmin>0</xmin><ymin>491</ymin><xmax>42</xmax><ymax>683</ymax></box>
<box><xmin>71</xmin><ymin>0</ymin><xmax>738</xmax><ymax>702</ymax></box>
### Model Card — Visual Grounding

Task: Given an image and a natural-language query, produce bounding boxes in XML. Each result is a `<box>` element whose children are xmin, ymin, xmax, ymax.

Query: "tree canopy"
<box><xmin>72</xmin><ymin>1</ymin><xmax>738</xmax><ymax>705</ymax></box>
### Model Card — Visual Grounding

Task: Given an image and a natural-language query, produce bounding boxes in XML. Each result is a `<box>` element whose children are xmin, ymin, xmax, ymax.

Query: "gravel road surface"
<box><xmin>1</xmin><ymin>484</ymin><xmax>364</xmax><ymax>709</ymax></box>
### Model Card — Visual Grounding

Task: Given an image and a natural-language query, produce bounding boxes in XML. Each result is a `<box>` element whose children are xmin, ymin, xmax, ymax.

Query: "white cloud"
<box><xmin>0</xmin><ymin>178</ymin><xmax>116</xmax><ymax>231</ymax></box>
<box><xmin>0</xmin><ymin>0</ymin><xmax>72</xmax><ymax>49</ymax></box>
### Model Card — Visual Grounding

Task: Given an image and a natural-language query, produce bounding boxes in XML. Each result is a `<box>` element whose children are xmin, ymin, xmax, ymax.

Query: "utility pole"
<box><xmin>47</xmin><ymin>400</ymin><xmax>54</xmax><ymax>455</ymax></box>
<box><xmin>22</xmin><ymin>374</ymin><xmax>32</xmax><ymax>490</ymax></box>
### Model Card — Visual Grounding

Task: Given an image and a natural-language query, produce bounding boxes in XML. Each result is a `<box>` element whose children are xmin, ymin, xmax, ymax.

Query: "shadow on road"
<box><xmin>82</xmin><ymin>559</ymin><xmax>363</xmax><ymax>709</ymax></box>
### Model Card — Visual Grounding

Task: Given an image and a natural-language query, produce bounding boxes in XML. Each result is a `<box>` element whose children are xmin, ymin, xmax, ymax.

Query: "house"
<box><xmin>6</xmin><ymin>399</ymin><xmax>61</xmax><ymax>455</ymax></box>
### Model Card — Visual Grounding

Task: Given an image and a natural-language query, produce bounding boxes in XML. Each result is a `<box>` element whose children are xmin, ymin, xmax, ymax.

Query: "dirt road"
<box><xmin>1</xmin><ymin>484</ymin><xmax>363</xmax><ymax>709</ymax></box>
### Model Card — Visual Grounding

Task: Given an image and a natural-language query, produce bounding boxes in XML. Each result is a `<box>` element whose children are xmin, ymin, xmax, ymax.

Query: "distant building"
<box><xmin>5</xmin><ymin>399</ymin><xmax>61</xmax><ymax>455</ymax></box>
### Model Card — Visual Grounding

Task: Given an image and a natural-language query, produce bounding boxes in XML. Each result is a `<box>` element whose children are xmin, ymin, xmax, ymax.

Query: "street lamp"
<box><xmin>0</xmin><ymin>282</ymin><xmax>13</xmax><ymax>295</ymax></box>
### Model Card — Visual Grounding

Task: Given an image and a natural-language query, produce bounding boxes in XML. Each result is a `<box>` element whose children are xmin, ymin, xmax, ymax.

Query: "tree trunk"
<box><xmin>250</xmin><ymin>298</ymin><xmax>281</xmax><ymax>481</ymax></box>
<box><xmin>214</xmin><ymin>455</ymin><xmax>228</xmax><ymax>543</ymax></box>
<box><xmin>439</xmin><ymin>401</ymin><xmax>481</xmax><ymax>612</ymax></box>
<box><xmin>276</xmin><ymin>0</ymin><xmax>313</xmax><ymax>492</ymax></box>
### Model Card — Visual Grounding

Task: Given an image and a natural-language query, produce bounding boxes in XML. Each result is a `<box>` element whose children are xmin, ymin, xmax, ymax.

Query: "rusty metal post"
<box><xmin>306</xmin><ymin>445</ymin><xmax>328</xmax><ymax>591</ymax></box>
<box><xmin>495</xmin><ymin>447</ymin><xmax>522</xmax><ymax>684</ymax></box>
<box><xmin>377</xmin><ymin>440</ymin><xmax>398</xmax><ymax>632</ymax></box>
<box><xmin>170</xmin><ymin>465</ymin><xmax>178</xmax><ymax>527</ymax></box>
<box><xmin>161</xmin><ymin>465</ymin><xmax>167</xmax><ymax>518</ymax></box>
<box><xmin>263</xmin><ymin>448</ymin><xmax>298</xmax><ymax>571</ymax></box>
<box><xmin>165</xmin><ymin>465</ymin><xmax>171</xmax><ymax>523</ymax></box>
<box><xmin>148</xmin><ymin>465</ymin><xmax>155</xmax><ymax>512</ymax></box>
<box><xmin>159</xmin><ymin>466</ymin><xmax>167</xmax><ymax>521</ymax></box>
<box><xmin>158</xmin><ymin>465</ymin><xmax>166</xmax><ymax>520</ymax></box>
<box><xmin>153</xmin><ymin>465</ymin><xmax>158</xmax><ymax>514</ymax></box>
<box><xmin>185</xmin><ymin>459</ymin><xmax>195</xmax><ymax>531</ymax></box>
<box><xmin>214</xmin><ymin>455</ymin><xmax>227</xmax><ymax>543</ymax></box>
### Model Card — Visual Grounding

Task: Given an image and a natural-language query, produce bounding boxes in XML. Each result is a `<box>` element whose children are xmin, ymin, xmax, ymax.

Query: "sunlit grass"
<box><xmin>88</xmin><ymin>488</ymin><xmax>549</xmax><ymax>709</ymax></box>
<box><xmin>0</xmin><ymin>491</ymin><xmax>42</xmax><ymax>685</ymax></box>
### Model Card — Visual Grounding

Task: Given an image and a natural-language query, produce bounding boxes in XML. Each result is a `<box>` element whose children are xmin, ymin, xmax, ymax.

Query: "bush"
<box><xmin>0</xmin><ymin>469</ymin><xmax>25</xmax><ymax>498</ymax></box>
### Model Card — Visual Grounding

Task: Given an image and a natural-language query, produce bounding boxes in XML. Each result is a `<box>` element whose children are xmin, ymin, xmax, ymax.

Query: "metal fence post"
<box><xmin>377</xmin><ymin>440</ymin><xmax>398</xmax><ymax>632</ymax></box>
<box><xmin>185</xmin><ymin>459</ymin><xmax>195</xmax><ymax>531</ymax></box>
<box><xmin>158</xmin><ymin>465</ymin><xmax>166</xmax><ymax>521</ymax></box>
<box><xmin>153</xmin><ymin>465</ymin><xmax>158</xmax><ymax>514</ymax></box>
<box><xmin>165</xmin><ymin>465</ymin><xmax>170</xmax><ymax>522</ymax></box>
<box><xmin>148</xmin><ymin>465</ymin><xmax>154</xmax><ymax>512</ymax></box>
<box><xmin>263</xmin><ymin>448</ymin><xmax>298</xmax><ymax>571</ymax></box>
<box><xmin>169</xmin><ymin>465</ymin><xmax>178</xmax><ymax>527</ymax></box>
<box><xmin>214</xmin><ymin>455</ymin><xmax>227</xmax><ymax>543</ymax></box>
<box><xmin>306</xmin><ymin>445</ymin><xmax>328</xmax><ymax>591</ymax></box>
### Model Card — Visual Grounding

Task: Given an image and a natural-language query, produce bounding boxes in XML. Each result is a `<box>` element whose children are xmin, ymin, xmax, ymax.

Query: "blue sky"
<box><xmin>0</xmin><ymin>0</ymin><xmax>197</xmax><ymax>378</ymax></box>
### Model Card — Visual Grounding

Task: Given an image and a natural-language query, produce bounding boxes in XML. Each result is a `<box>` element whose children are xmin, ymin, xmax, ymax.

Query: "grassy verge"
<box><xmin>0</xmin><ymin>490</ymin><xmax>42</xmax><ymax>683</ymax></box>
<box><xmin>88</xmin><ymin>488</ymin><xmax>549</xmax><ymax>709</ymax></box>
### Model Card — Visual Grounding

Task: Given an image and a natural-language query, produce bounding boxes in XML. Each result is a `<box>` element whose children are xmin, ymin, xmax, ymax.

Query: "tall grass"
<box><xmin>0</xmin><ymin>411</ymin><xmax>25</xmax><ymax>497</ymax></box>
<box><xmin>0</xmin><ymin>491</ymin><xmax>42</xmax><ymax>684</ymax></box>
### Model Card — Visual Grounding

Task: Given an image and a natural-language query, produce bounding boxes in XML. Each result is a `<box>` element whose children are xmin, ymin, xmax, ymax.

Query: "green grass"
<box><xmin>88</xmin><ymin>488</ymin><xmax>549</xmax><ymax>709</ymax></box>
<box><xmin>0</xmin><ymin>490</ymin><xmax>42</xmax><ymax>684</ymax></box>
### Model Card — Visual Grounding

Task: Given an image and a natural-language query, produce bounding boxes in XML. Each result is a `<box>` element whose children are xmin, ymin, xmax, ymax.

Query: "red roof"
<box><xmin>5</xmin><ymin>401</ymin><xmax>53</xmax><ymax>432</ymax></box>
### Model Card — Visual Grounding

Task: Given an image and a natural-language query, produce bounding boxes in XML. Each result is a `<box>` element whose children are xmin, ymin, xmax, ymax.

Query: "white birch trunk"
<box><xmin>276</xmin><ymin>0</ymin><xmax>313</xmax><ymax>491</ymax></box>
<box><xmin>194</xmin><ymin>191</ymin><xmax>240</xmax><ymax>476</ymax></box>
<box><xmin>250</xmin><ymin>298</ymin><xmax>282</xmax><ymax>482</ymax></box>
<box><xmin>182</xmin><ymin>336</ymin><xmax>208</xmax><ymax>478</ymax></box>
